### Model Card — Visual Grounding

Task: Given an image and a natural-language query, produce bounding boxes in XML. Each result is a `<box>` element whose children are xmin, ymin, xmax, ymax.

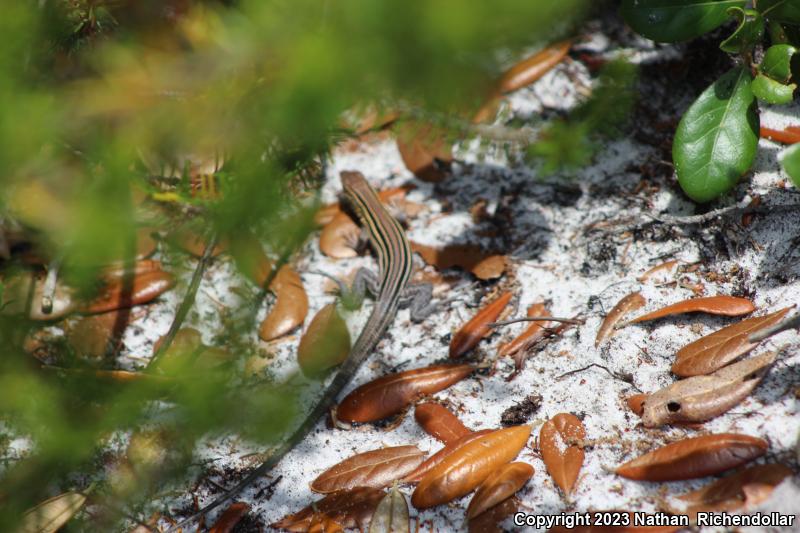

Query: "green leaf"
<box><xmin>720</xmin><ymin>8</ymin><xmax>765</xmax><ymax>54</ymax></box>
<box><xmin>759</xmin><ymin>0</ymin><xmax>800</xmax><ymax>25</ymax></box>
<box><xmin>760</xmin><ymin>44</ymin><xmax>797</xmax><ymax>82</ymax></box>
<box><xmin>620</xmin><ymin>0</ymin><xmax>746</xmax><ymax>43</ymax></box>
<box><xmin>673</xmin><ymin>67</ymin><xmax>759</xmax><ymax>202</ymax></box>
<box><xmin>780</xmin><ymin>143</ymin><xmax>800</xmax><ymax>188</ymax></box>
<box><xmin>751</xmin><ymin>72</ymin><xmax>796</xmax><ymax>104</ymax></box>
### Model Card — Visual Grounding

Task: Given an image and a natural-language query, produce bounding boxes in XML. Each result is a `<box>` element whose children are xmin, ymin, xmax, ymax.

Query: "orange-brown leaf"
<box><xmin>259</xmin><ymin>266</ymin><xmax>308</xmax><ymax>341</ymax></box>
<box><xmin>337</xmin><ymin>364</ymin><xmax>474</xmax><ymax>423</ymax></box>
<box><xmin>297</xmin><ymin>303</ymin><xmax>351</xmax><ymax>378</ymax></box>
<box><xmin>411</xmin><ymin>242</ymin><xmax>506</xmax><ymax>281</ymax></box>
<box><xmin>414</xmin><ymin>403</ymin><xmax>471</xmax><ymax>444</ymax></box>
<box><xmin>311</xmin><ymin>446</ymin><xmax>425</xmax><ymax>493</ymax></box>
<box><xmin>450</xmin><ymin>292</ymin><xmax>513</xmax><ymax>358</ymax></box>
<box><xmin>229</xmin><ymin>231</ymin><xmax>273</xmax><ymax>287</ymax></box>
<box><xmin>760</xmin><ymin>126</ymin><xmax>800</xmax><ymax>144</ymax></box>
<box><xmin>626</xmin><ymin>393</ymin><xmax>647</xmax><ymax>416</ymax></box>
<box><xmin>319</xmin><ymin>212</ymin><xmax>360</xmax><ymax>259</ymax></box>
<box><xmin>539</xmin><ymin>413</ymin><xmax>585</xmax><ymax>496</ymax></box>
<box><xmin>595</xmin><ymin>293</ymin><xmax>646</xmax><ymax>347</ymax></box>
<box><xmin>209</xmin><ymin>502</ymin><xmax>250</xmax><ymax>533</ymax></box>
<box><xmin>402</xmin><ymin>430</ymin><xmax>493</xmax><ymax>484</ymax></box>
<box><xmin>626</xmin><ymin>296</ymin><xmax>755</xmax><ymax>325</ymax></box>
<box><xmin>637</xmin><ymin>260</ymin><xmax>680</xmax><ymax>282</ymax></box>
<box><xmin>467</xmin><ymin>497</ymin><xmax>520</xmax><ymax>533</ymax></box>
<box><xmin>497</xmin><ymin>41</ymin><xmax>572</xmax><ymax>94</ymax></box>
<box><xmin>82</xmin><ymin>270</ymin><xmax>175</xmax><ymax>314</ymax></box>
<box><xmin>671</xmin><ymin>308</ymin><xmax>791</xmax><ymax>377</ymax></box>
<box><xmin>498</xmin><ymin>303</ymin><xmax>551</xmax><ymax>357</ymax></box>
<box><xmin>411</xmin><ymin>425</ymin><xmax>532</xmax><ymax>509</ymax></box>
<box><xmin>395</xmin><ymin>122</ymin><xmax>452</xmax><ymax>183</ymax></box>
<box><xmin>467</xmin><ymin>462</ymin><xmax>534</xmax><ymax>519</ymax></box>
<box><xmin>615</xmin><ymin>434</ymin><xmax>767</xmax><ymax>481</ymax></box>
<box><xmin>271</xmin><ymin>487</ymin><xmax>384</xmax><ymax>532</ymax></box>
<box><xmin>67</xmin><ymin>309</ymin><xmax>132</xmax><ymax>358</ymax></box>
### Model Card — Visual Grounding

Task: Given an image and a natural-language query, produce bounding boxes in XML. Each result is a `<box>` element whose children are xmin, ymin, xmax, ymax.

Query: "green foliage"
<box><xmin>620</xmin><ymin>0</ymin><xmax>746</xmax><ymax>43</ymax></box>
<box><xmin>719</xmin><ymin>8</ymin><xmax>764</xmax><ymax>54</ymax></box>
<box><xmin>780</xmin><ymin>143</ymin><xmax>800</xmax><ymax>187</ymax></box>
<box><xmin>761</xmin><ymin>44</ymin><xmax>798</xmax><ymax>81</ymax></box>
<box><xmin>760</xmin><ymin>0</ymin><xmax>800</xmax><ymax>25</ymax></box>
<box><xmin>673</xmin><ymin>68</ymin><xmax>758</xmax><ymax>203</ymax></box>
<box><xmin>752</xmin><ymin>72</ymin><xmax>796</xmax><ymax>103</ymax></box>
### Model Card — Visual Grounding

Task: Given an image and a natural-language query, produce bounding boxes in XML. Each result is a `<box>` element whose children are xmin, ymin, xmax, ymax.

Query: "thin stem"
<box><xmin>490</xmin><ymin>316</ymin><xmax>584</xmax><ymax>328</ymax></box>
<box><xmin>749</xmin><ymin>312</ymin><xmax>800</xmax><ymax>342</ymax></box>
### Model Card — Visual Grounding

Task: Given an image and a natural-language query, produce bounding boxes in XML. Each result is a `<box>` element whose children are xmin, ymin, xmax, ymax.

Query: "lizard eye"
<box><xmin>667</xmin><ymin>401</ymin><xmax>681</xmax><ymax>412</ymax></box>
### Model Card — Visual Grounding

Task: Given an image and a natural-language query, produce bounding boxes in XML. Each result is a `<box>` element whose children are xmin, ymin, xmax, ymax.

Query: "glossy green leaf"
<box><xmin>760</xmin><ymin>0</ymin><xmax>800</xmax><ymax>25</ymax></box>
<box><xmin>780</xmin><ymin>144</ymin><xmax>800</xmax><ymax>188</ymax></box>
<box><xmin>751</xmin><ymin>73</ymin><xmax>796</xmax><ymax>104</ymax></box>
<box><xmin>720</xmin><ymin>8</ymin><xmax>764</xmax><ymax>54</ymax></box>
<box><xmin>761</xmin><ymin>44</ymin><xmax>797</xmax><ymax>82</ymax></box>
<box><xmin>621</xmin><ymin>0</ymin><xmax>746</xmax><ymax>43</ymax></box>
<box><xmin>673</xmin><ymin>67</ymin><xmax>759</xmax><ymax>203</ymax></box>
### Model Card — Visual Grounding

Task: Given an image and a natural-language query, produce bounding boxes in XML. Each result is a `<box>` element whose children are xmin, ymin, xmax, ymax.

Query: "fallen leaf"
<box><xmin>337</xmin><ymin>364</ymin><xmax>474</xmax><ymax>423</ymax></box>
<box><xmin>626</xmin><ymin>296</ymin><xmax>755</xmax><ymax>325</ymax></box>
<box><xmin>311</xmin><ymin>446</ymin><xmax>426</xmax><ymax>494</ymax></box>
<box><xmin>414</xmin><ymin>403</ymin><xmax>471</xmax><ymax>444</ymax></box>
<box><xmin>760</xmin><ymin>126</ymin><xmax>800</xmax><ymax>144</ymax></box>
<box><xmin>615</xmin><ymin>433</ymin><xmax>767</xmax><ymax>481</ymax></box>
<box><xmin>208</xmin><ymin>502</ymin><xmax>250</xmax><ymax>533</ymax></box>
<box><xmin>271</xmin><ymin>487</ymin><xmax>384</xmax><ymax>532</ymax></box>
<box><xmin>402</xmin><ymin>429</ymin><xmax>493</xmax><ymax>484</ymax></box>
<box><xmin>467</xmin><ymin>497</ymin><xmax>520</xmax><ymax>533</ymax></box>
<box><xmin>67</xmin><ymin>309</ymin><xmax>133</xmax><ymax>358</ymax></box>
<box><xmin>368</xmin><ymin>485</ymin><xmax>410</xmax><ymax>533</ymax></box>
<box><xmin>81</xmin><ymin>270</ymin><xmax>175</xmax><ymax>314</ymax></box>
<box><xmin>467</xmin><ymin>462</ymin><xmax>534</xmax><ymax>519</ymax></box>
<box><xmin>671</xmin><ymin>308</ymin><xmax>791</xmax><ymax>377</ymax></box>
<box><xmin>395</xmin><ymin>121</ymin><xmax>453</xmax><ymax>183</ymax></box>
<box><xmin>638</xmin><ymin>260</ymin><xmax>681</xmax><ymax>283</ymax></box>
<box><xmin>100</xmin><ymin>259</ymin><xmax>165</xmax><ymax>281</ymax></box>
<box><xmin>450</xmin><ymin>292</ymin><xmax>513</xmax><ymax>358</ymax></box>
<box><xmin>259</xmin><ymin>265</ymin><xmax>309</xmax><ymax>341</ymax></box>
<box><xmin>18</xmin><ymin>491</ymin><xmax>87</xmax><ymax>533</ymax></box>
<box><xmin>411</xmin><ymin>425</ymin><xmax>532</xmax><ymax>509</ymax></box>
<box><xmin>642</xmin><ymin>351</ymin><xmax>776</xmax><ymax>427</ymax></box>
<box><xmin>319</xmin><ymin>212</ymin><xmax>361</xmax><ymax>259</ymax></box>
<box><xmin>167</xmin><ymin>228</ymin><xmax>226</xmax><ymax>257</ymax></box>
<box><xmin>539</xmin><ymin>413</ymin><xmax>585</xmax><ymax>496</ymax></box>
<box><xmin>668</xmin><ymin>463</ymin><xmax>793</xmax><ymax>520</ymax></box>
<box><xmin>152</xmin><ymin>328</ymin><xmax>232</xmax><ymax>372</ymax></box>
<box><xmin>297</xmin><ymin>303</ymin><xmax>351</xmax><ymax>379</ymax></box>
<box><xmin>411</xmin><ymin>242</ymin><xmax>506</xmax><ymax>281</ymax></box>
<box><xmin>595</xmin><ymin>293</ymin><xmax>646</xmax><ymax>347</ymax></box>
<box><xmin>229</xmin><ymin>231</ymin><xmax>273</xmax><ymax>287</ymax></box>
<box><xmin>307</xmin><ymin>514</ymin><xmax>345</xmax><ymax>533</ymax></box>
<box><xmin>1</xmin><ymin>271</ymin><xmax>76</xmax><ymax>320</ymax></box>
<box><xmin>626</xmin><ymin>393</ymin><xmax>647</xmax><ymax>416</ymax></box>
<box><xmin>498</xmin><ymin>303</ymin><xmax>552</xmax><ymax>358</ymax></box>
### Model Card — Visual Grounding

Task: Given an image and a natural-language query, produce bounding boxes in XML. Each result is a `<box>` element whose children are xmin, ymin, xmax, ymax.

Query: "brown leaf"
<box><xmin>467</xmin><ymin>497</ymin><xmax>520</xmax><ymax>533</ymax></box>
<box><xmin>319</xmin><ymin>212</ymin><xmax>361</xmax><ymax>259</ymax></box>
<box><xmin>671</xmin><ymin>308</ymin><xmax>791</xmax><ymax>377</ymax></box>
<box><xmin>642</xmin><ymin>351</ymin><xmax>776</xmax><ymax>427</ymax></box>
<box><xmin>368</xmin><ymin>485</ymin><xmax>410</xmax><ymax>533</ymax></box>
<box><xmin>669</xmin><ymin>463</ymin><xmax>793</xmax><ymax>519</ymax></box>
<box><xmin>1</xmin><ymin>272</ymin><xmax>76</xmax><ymax>321</ymax></box>
<box><xmin>337</xmin><ymin>364</ymin><xmax>474</xmax><ymax>423</ymax></box>
<box><xmin>637</xmin><ymin>260</ymin><xmax>680</xmax><ymax>282</ymax></box>
<box><xmin>209</xmin><ymin>502</ymin><xmax>250</xmax><ymax>533</ymax></box>
<box><xmin>297</xmin><ymin>303</ymin><xmax>351</xmax><ymax>379</ymax></box>
<box><xmin>168</xmin><ymin>228</ymin><xmax>226</xmax><ymax>257</ymax></box>
<box><xmin>596</xmin><ymin>293</ymin><xmax>646</xmax><ymax>347</ymax></box>
<box><xmin>615</xmin><ymin>433</ymin><xmax>767</xmax><ymax>481</ymax></box>
<box><xmin>402</xmin><ymin>430</ymin><xmax>493</xmax><ymax>484</ymax></box>
<box><xmin>411</xmin><ymin>242</ymin><xmax>506</xmax><ymax>281</ymax></box>
<box><xmin>498</xmin><ymin>303</ymin><xmax>552</xmax><ymax>357</ymax></box>
<box><xmin>81</xmin><ymin>270</ymin><xmax>175</xmax><ymax>314</ymax></box>
<box><xmin>100</xmin><ymin>259</ymin><xmax>165</xmax><ymax>281</ymax></box>
<box><xmin>271</xmin><ymin>487</ymin><xmax>384</xmax><ymax>532</ymax></box>
<box><xmin>395</xmin><ymin>122</ymin><xmax>453</xmax><ymax>183</ymax></box>
<box><xmin>626</xmin><ymin>296</ymin><xmax>755</xmax><ymax>325</ymax></box>
<box><xmin>411</xmin><ymin>425</ymin><xmax>532</xmax><ymax>509</ymax></box>
<box><xmin>450</xmin><ymin>292</ymin><xmax>513</xmax><ymax>358</ymax></box>
<box><xmin>311</xmin><ymin>446</ymin><xmax>426</xmax><ymax>494</ymax></box>
<box><xmin>229</xmin><ymin>231</ymin><xmax>273</xmax><ymax>287</ymax></box>
<box><xmin>414</xmin><ymin>403</ymin><xmax>471</xmax><ymax>444</ymax></box>
<box><xmin>307</xmin><ymin>514</ymin><xmax>345</xmax><ymax>533</ymax></box>
<box><xmin>467</xmin><ymin>462</ymin><xmax>534</xmax><ymax>519</ymax></box>
<box><xmin>259</xmin><ymin>265</ymin><xmax>309</xmax><ymax>341</ymax></box>
<box><xmin>67</xmin><ymin>309</ymin><xmax>133</xmax><ymax>358</ymax></box>
<box><xmin>19</xmin><ymin>492</ymin><xmax>87</xmax><ymax>533</ymax></box>
<box><xmin>152</xmin><ymin>328</ymin><xmax>232</xmax><ymax>372</ymax></box>
<box><xmin>539</xmin><ymin>413</ymin><xmax>586</xmax><ymax>496</ymax></box>
<box><xmin>626</xmin><ymin>393</ymin><xmax>647</xmax><ymax>416</ymax></box>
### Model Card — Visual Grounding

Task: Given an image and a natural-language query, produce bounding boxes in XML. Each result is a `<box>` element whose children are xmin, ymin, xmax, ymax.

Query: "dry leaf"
<box><xmin>297</xmin><ymin>303</ymin><xmax>351</xmax><ymax>378</ymax></box>
<box><xmin>615</xmin><ymin>433</ymin><xmax>767</xmax><ymax>481</ymax></box>
<box><xmin>467</xmin><ymin>462</ymin><xmax>534</xmax><ymax>519</ymax></box>
<box><xmin>368</xmin><ymin>485</ymin><xmax>410</xmax><ymax>533</ymax></box>
<box><xmin>229</xmin><ymin>231</ymin><xmax>273</xmax><ymax>287</ymax></box>
<box><xmin>152</xmin><ymin>328</ymin><xmax>232</xmax><ymax>372</ymax></box>
<box><xmin>100</xmin><ymin>259</ymin><xmax>164</xmax><ymax>281</ymax></box>
<box><xmin>271</xmin><ymin>487</ymin><xmax>384</xmax><ymax>532</ymax></box>
<box><xmin>209</xmin><ymin>502</ymin><xmax>250</xmax><ymax>533</ymax></box>
<box><xmin>411</xmin><ymin>242</ymin><xmax>506</xmax><ymax>281</ymax></box>
<box><xmin>402</xmin><ymin>430</ymin><xmax>493</xmax><ymax>484</ymax></box>
<box><xmin>411</xmin><ymin>425</ymin><xmax>532</xmax><ymax>509</ymax></box>
<box><xmin>638</xmin><ymin>260</ymin><xmax>680</xmax><ymax>282</ymax></box>
<box><xmin>259</xmin><ymin>265</ymin><xmax>309</xmax><ymax>341</ymax></box>
<box><xmin>168</xmin><ymin>228</ymin><xmax>226</xmax><ymax>257</ymax></box>
<box><xmin>626</xmin><ymin>393</ymin><xmax>647</xmax><ymax>416</ymax></box>
<box><xmin>337</xmin><ymin>364</ymin><xmax>474</xmax><ymax>423</ymax></box>
<box><xmin>414</xmin><ymin>403</ymin><xmax>471</xmax><ymax>444</ymax></box>
<box><xmin>395</xmin><ymin>122</ymin><xmax>453</xmax><ymax>183</ymax></box>
<box><xmin>539</xmin><ymin>413</ymin><xmax>586</xmax><ymax>496</ymax></box>
<box><xmin>307</xmin><ymin>514</ymin><xmax>345</xmax><ymax>533</ymax></box>
<box><xmin>626</xmin><ymin>295</ymin><xmax>755</xmax><ymax>325</ymax></box>
<box><xmin>450</xmin><ymin>292</ymin><xmax>513</xmax><ymax>358</ymax></box>
<box><xmin>311</xmin><ymin>446</ymin><xmax>426</xmax><ymax>494</ymax></box>
<box><xmin>671</xmin><ymin>308</ymin><xmax>791</xmax><ymax>377</ymax></box>
<box><xmin>467</xmin><ymin>497</ymin><xmax>520</xmax><ymax>533</ymax></box>
<box><xmin>81</xmin><ymin>270</ymin><xmax>175</xmax><ymax>314</ymax></box>
<box><xmin>18</xmin><ymin>491</ymin><xmax>87</xmax><ymax>533</ymax></box>
<box><xmin>596</xmin><ymin>293</ymin><xmax>646</xmax><ymax>347</ymax></box>
<box><xmin>498</xmin><ymin>303</ymin><xmax>552</xmax><ymax>358</ymax></box>
<box><xmin>1</xmin><ymin>271</ymin><xmax>76</xmax><ymax>320</ymax></box>
<box><xmin>67</xmin><ymin>309</ymin><xmax>132</xmax><ymax>358</ymax></box>
<box><xmin>642</xmin><ymin>351</ymin><xmax>776</xmax><ymax>427</ymax></box>
<box><xmin>319</xmin><ymin>212</ymin><xmax>361</xmax><ymax>259</ymax></box>
<box><xmin>760</xmin><ymin>126</ymin><xmax>800</xmax><ymax>144</ymax></box>
<box><xmin>668</xmin><ymin>463</ymin><xmax>793</xmax><ymax>520</ymax></box>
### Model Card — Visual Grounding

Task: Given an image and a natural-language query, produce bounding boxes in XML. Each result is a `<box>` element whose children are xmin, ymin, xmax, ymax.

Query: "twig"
<box><xmin>147</xmin><ymin>232</ymin><xmax>219</xmax><ymax>369</ymax></box>
<box><xmin>40</xmin><ymin>257</ymin><xmax>62</xmax><ymax>315</ymax></box>
<box><xmin>749</xmin><ymin>313</ymin><xmax>800</xmax><ymax>342</ymax></box>
<box><xmin>647</xmin><ymin>195</ymin><xmax>753</xmax><ymax>225</ymax></box>
<box><xmin>556</xmin><ymin>363</ymin><xmax>639</xmax><ymax>391</ymax></box>
<box><xmin>490</xmin><ymin>316</ymin><xmax>584</xmax><ymax>327</ymax></box>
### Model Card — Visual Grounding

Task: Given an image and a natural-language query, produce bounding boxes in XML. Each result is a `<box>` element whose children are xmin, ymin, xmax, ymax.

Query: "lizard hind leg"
<box><xmin>399</xmin><ymin>282</ymin><xmax>439</xmax><ymax>322</ymax></box>
<box><xmin>306</xmin><ymin>268</ymin><xmax>379</xmax><ymax>311</ymax></box>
